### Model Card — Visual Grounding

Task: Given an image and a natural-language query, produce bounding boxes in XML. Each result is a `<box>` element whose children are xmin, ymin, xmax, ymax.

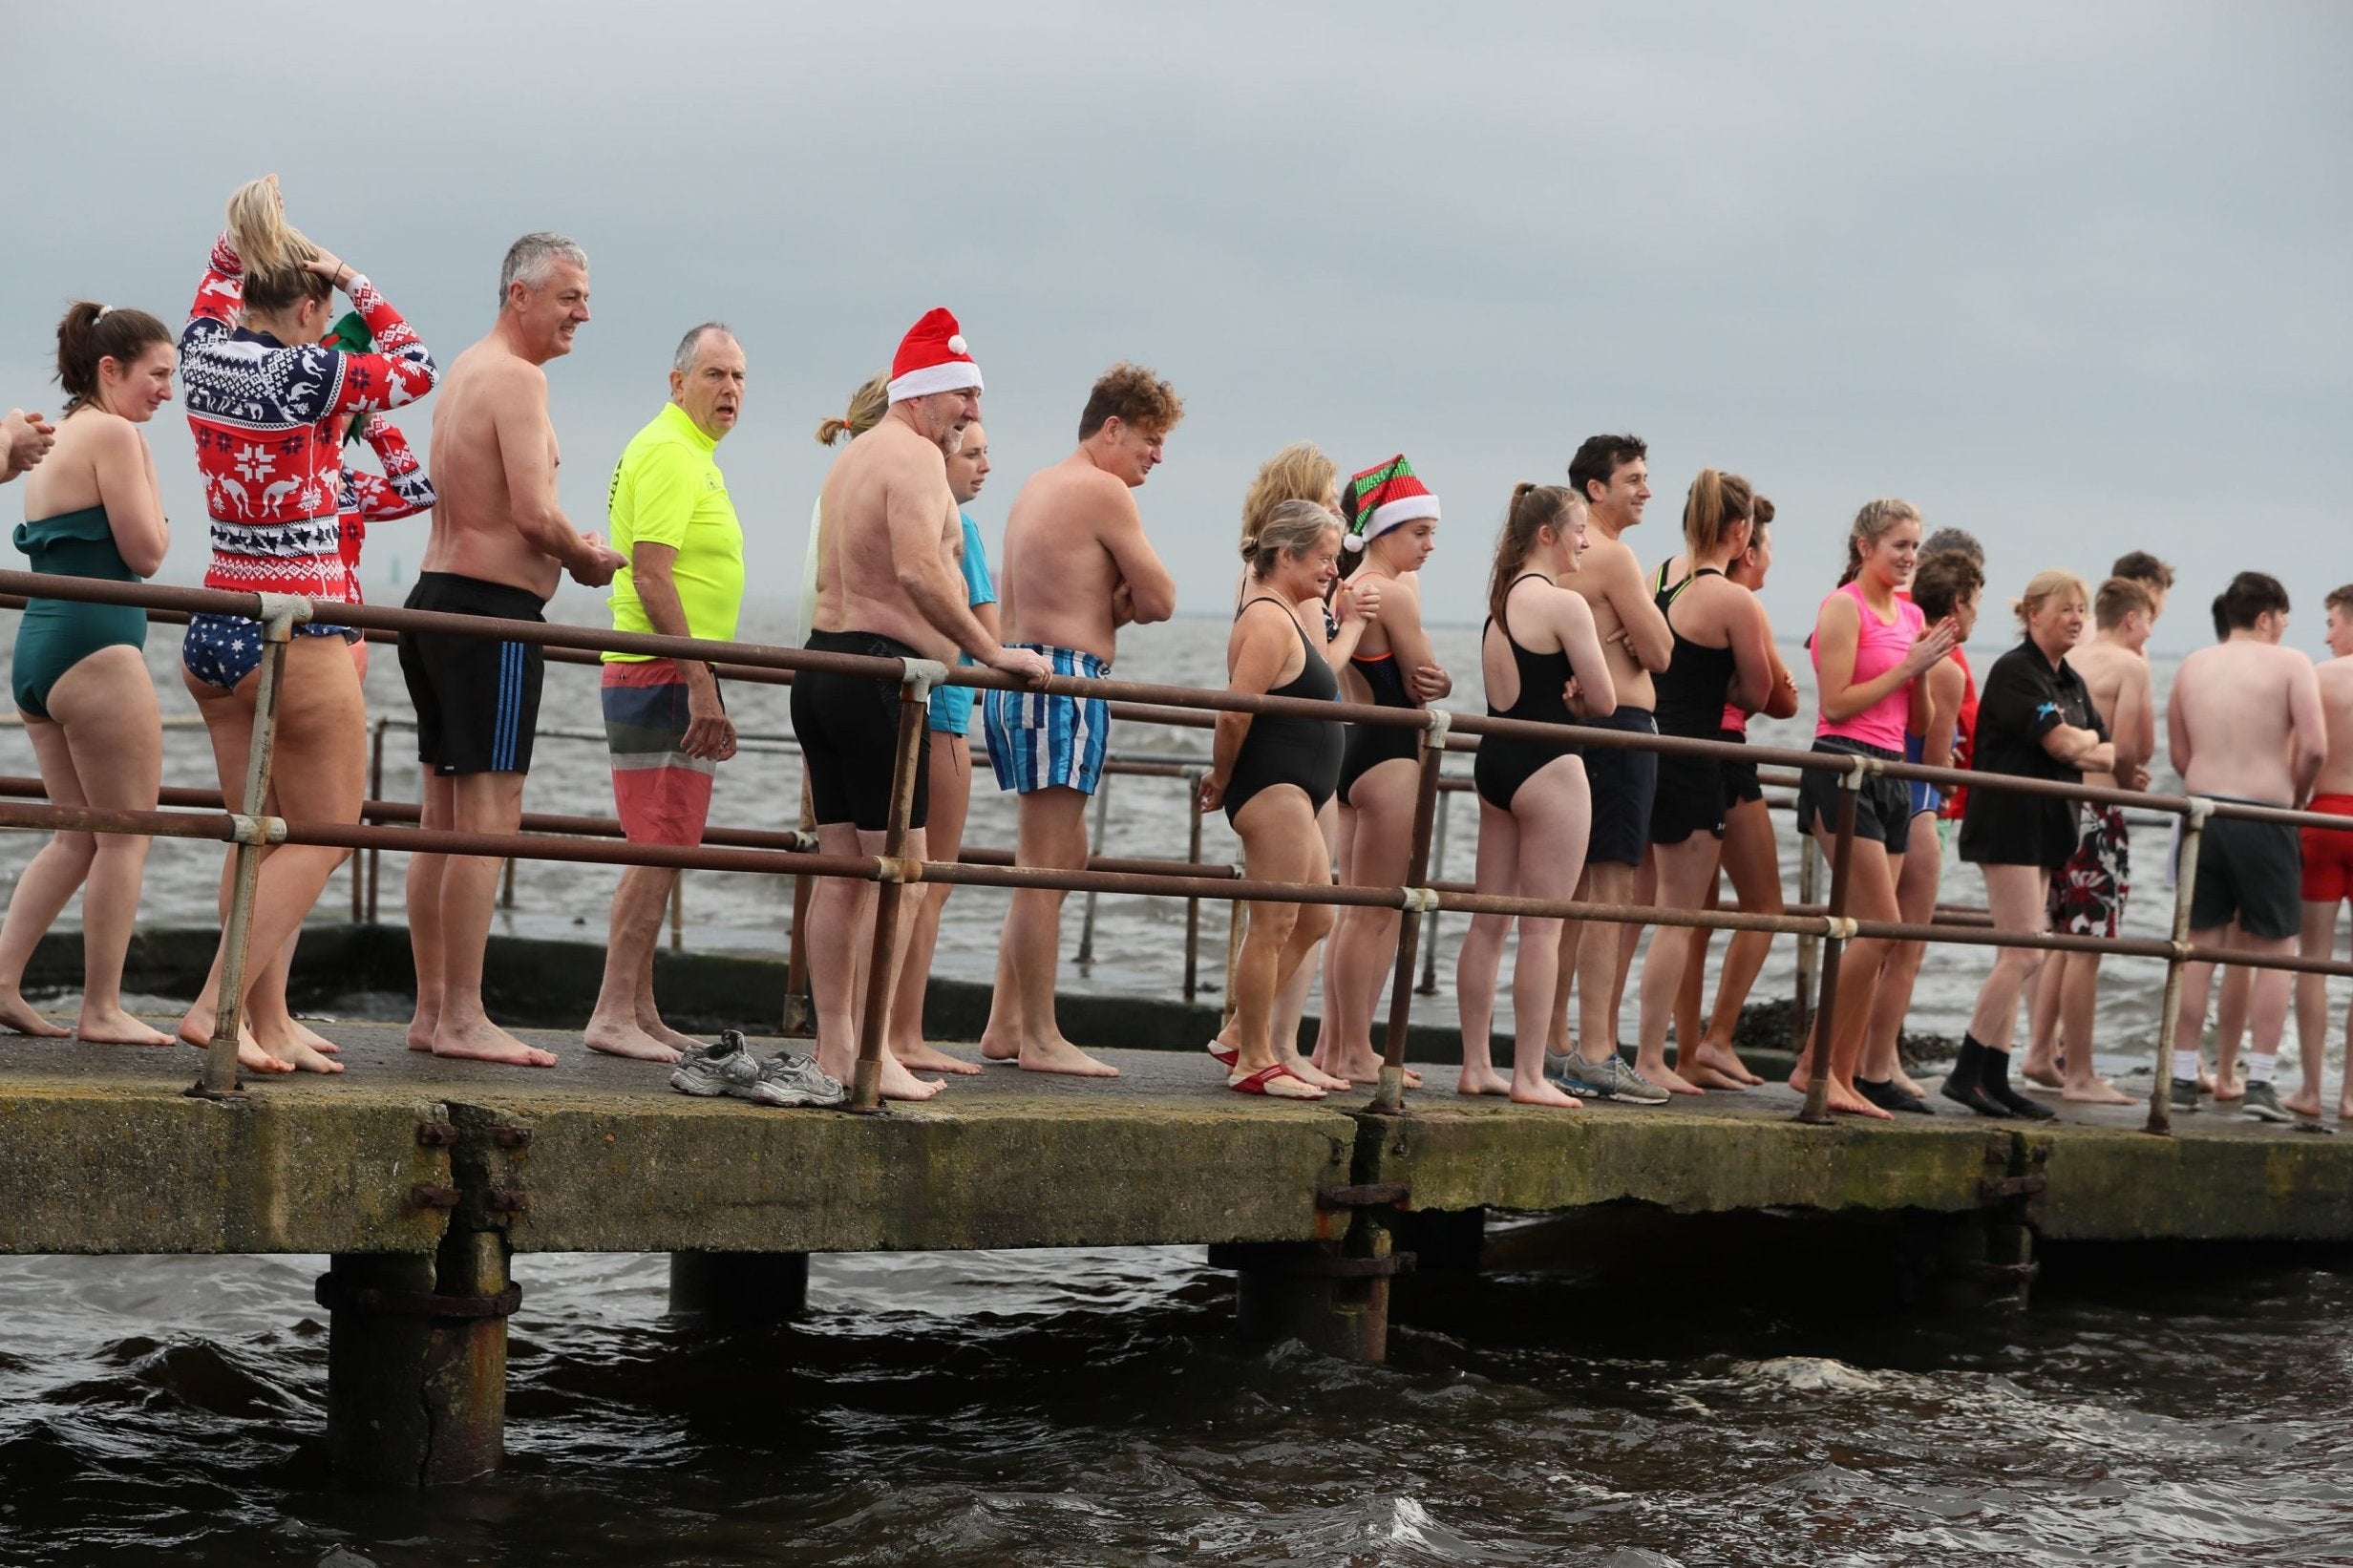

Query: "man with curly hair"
<box><xmin>979</xmin><ymin>363</ymin><xmax>1181</xmax><ymax>1076</ymax></box>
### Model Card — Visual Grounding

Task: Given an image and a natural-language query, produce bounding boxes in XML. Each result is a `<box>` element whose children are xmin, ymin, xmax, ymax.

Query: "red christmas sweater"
<box><xmin>180</xmin><ymin>233</ymin><xmax>437</xmax><ymax>605</ymax></box>
<box><xmin>336</xmin><ymin>414</ymin><xmax>435</xmax><ymax>603</ymax></box>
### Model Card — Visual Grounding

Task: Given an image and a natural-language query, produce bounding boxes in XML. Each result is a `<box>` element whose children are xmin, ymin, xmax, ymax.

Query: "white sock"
<box><xmin>2248</xmin><ymin>1052</ymin><xmax>2277</xmax><ymax>1085</ymax></box>
<box><xmin>2173</xmin><ymin>1050</ymin><xmax>2201</xmax><ymax>1082</ymax></box>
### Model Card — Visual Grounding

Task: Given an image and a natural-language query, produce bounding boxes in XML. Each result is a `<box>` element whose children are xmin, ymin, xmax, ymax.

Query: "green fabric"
<box><xmin>328</xmin><ymin>311</ymin><xmax>372</xmax><ymax>444</ymax></box>
<box><xmin>11</xmin><ymin>506</ymin><xmax>147</xmax><ymax>720</ymax></box>
<box><xmin>604</xmin><ymin>402</ymin><xmax>745</xmax><ymax>659</ymax></box>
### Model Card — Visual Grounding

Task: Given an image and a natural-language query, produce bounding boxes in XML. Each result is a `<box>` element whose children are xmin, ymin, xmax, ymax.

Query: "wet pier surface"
<box><xmin>4</xmin><ymin>1021</ymin><xmax>2346</xmax><ymax>1258</ymax></box>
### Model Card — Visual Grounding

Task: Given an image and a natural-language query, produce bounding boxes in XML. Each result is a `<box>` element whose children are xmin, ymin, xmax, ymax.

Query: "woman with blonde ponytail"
<box><xmin>799</xmin><ymin>371</ymin><xmax>890</xmax><ymax>641</ymax></box>
<box><xmin>1627</xmin><ymin>469</ymin><xmax>1776</xmax><ymax>1096</ymax></box>
<box><xmin>173</xmin><ymin>174</ymin><xmax>439</xmax><ymax>1075</ymax></box>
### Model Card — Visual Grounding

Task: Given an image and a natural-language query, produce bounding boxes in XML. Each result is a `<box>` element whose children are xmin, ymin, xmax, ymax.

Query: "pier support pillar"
<box><xmin>1212</xmin><ymin>1231</ymin><xmax>1410</xmax><ymax>1364</ymax></box>
<box><xmin>318</xmin><ymin>1232</ymin><xmax>517</xmax><ymax>1488</ymax></box>
<box><xmin>1898</xmin><ymin>1212</ymin><xmax>2038</xmax><ymax>1312</ymax></box>
<box><xmin>667</xmin><ymin>1250</ymin><xmax>810</xmax><ymax>1324</ymax></box>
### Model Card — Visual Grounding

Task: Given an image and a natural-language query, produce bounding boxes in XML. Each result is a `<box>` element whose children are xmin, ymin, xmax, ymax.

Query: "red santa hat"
<box><xmin>887</xmin><ymin>307</ymin><xmax>985</xmax><ymax>402</ymax></box>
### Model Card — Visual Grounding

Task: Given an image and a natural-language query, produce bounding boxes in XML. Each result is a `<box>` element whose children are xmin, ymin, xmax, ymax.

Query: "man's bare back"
<box><xmin>816</xmin><ymin>418</ymin><xmax>967</xmax><ymax>663</ymax></box>
<box><xmin>425</xmin><ymin>336</ymin><xmax>573</xmax><ymax>599</ymax></box>
<box><xmin>1568</xmin><ymin>531</ymin><xmax>1664</xmax><ymax>712</ymax></box>
<box><xmin>2066</xmin><ymin>636</ymin><xmax>2152</xmax><ymax>791</ymax></box>
<box><xmin>2173</xmin><ymin>639</ymin><xmax>2326</xmax><ymax>804</ymax></box>
<box><xmin>997</xmin><ymin>453</ymin><xmax>1175</xmax><ymax>662</ymax></box>
<box><xmin>2315</xmin><ymin>654</ymin><xmax>2353</xmax><ymax>797</ymax></box>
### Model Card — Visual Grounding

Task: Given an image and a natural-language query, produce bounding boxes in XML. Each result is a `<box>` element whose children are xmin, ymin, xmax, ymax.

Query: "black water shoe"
<box><xmin>1979</xmin><ymin>1047</ymin><xmax>2056</xmax><ymax>1121</ymax></box>
<box><xmin>1938</xmin><ymin>1037</ymin><xmax>2011</xmax><ymax>1117</ymax></box>
<box><xmin>1857</xmin><ymin>1076</ymin><xmax>1933</xmax><ymax>1115</ymax></box>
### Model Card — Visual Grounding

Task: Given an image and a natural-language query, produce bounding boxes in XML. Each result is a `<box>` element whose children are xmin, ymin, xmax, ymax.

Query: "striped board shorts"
<box><xmin>603</xmin><ymin>658</ymin><xmax>718</xmax><ymax>846</ymax></box>
<box><xmin>981</xmin><ymin>643</ymin><xmax>1111</xmax><ymax>795</ymax></box>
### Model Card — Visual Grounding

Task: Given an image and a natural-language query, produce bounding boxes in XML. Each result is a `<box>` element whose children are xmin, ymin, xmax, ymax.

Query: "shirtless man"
<box><xmin>2021</xmin><ymin>576</ymin><xmax>2156</xmax><ymax>1103</ymax></box>
<box><xmin>795</xmin><ymin>309</ymin><xmax>1049</xmax><ymax>1100</ymax></box>
<box><xmin>2166</xmin><ymin>572</ymin><xmax>2328</xmax><ymax>1119</ymax></box>
<box><xmin>2288</xmin><ymin>584</ymin><xmax>2353</xmax><ymax>1123</ymax></box>
<box><xmin>1545</xmin><ymin>434</ymin><xmax>1673</xmax><ymax>1103</ymax></box>
<box><xmin>976</xmin><ymin>363</ymin><xmax>1181</xmax><ymax>1076</ymax></box>
<box><xmin>398</xmin><ymin>233</ymin><xmax>625</xmax><ymax>1068</ymax></box>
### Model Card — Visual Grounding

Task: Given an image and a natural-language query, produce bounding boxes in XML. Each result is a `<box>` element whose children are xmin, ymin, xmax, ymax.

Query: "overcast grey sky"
<box><xmin>9</xmin><ymin>1</ymin><xmax>2347</xmax><ymax>655</ymax></box>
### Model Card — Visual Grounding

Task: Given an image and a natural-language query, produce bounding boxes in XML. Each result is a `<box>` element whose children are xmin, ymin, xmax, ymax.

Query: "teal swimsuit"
<box><xmin>12</xmin><ymin>505</ymin><xmax>147</xmax><ymax>719</ymax></box>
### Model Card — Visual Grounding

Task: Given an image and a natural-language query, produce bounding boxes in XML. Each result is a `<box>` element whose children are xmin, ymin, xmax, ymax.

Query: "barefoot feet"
<box><xmin>1457</xmin><ymin>1065</ymin><xmax>1511</xmax><ymax>1097</ymax></box>
<box><xmin>892</xmin><ymin>1041</ymin><xmax>986</xmax><ymax>1076</ymax></box>
<box><xmin>2061</xmin><ymin>1075</ymin><xmax>2135</xmax><ymax>1105</ymax></box>
<box><xmin>431</xmin><ymin>1016</ymin><xmax>559</xmax><ymax>1069</ymax></box>
<box><xmin>583</xmin><ymin>1015</ymin><xmax>685</xmax><ymax>1064</ymax></box>
<box><xmin>74</xmin><ymin>1004</ymin><xmax>174</xmax><ymax>1047</ymax></box>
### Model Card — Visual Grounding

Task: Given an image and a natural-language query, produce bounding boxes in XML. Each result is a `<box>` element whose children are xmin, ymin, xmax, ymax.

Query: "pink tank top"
<box><xmin>1812</xmin><ymin>580</ymin><xmax>1925</xmax><ymax>752</ymax></box>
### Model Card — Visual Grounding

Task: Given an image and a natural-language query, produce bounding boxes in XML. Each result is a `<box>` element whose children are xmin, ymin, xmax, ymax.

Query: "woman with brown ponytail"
<box><xmin>173</xmin><ymin>175</ymin><xmax>439</xmax><ymax>1074</ymax></box>
<box><xmin>1630</xmin><ymin>470</ymin><xmax>1776</xmax><ymax>1095</ymax></box>
<box><xmin>1453</xmin><ymin>484</ymin><xmax>1614</xmax><ymax>1106</ymax></box>
<box><xmin>0</xmin><ymin>304</ymin><xmax>177</xmax><ymax>1045</ymax></box>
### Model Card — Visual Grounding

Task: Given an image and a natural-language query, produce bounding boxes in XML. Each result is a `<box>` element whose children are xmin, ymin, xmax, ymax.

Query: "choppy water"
<box><xmin>8</xmin><ymin>601</ymin><xmax>2353</xmax><ymax>1565</ymax></box>
<box><xmin>2</xmin><ymin>1240</ymin><xmax>2350</xmax><ymax>1565</ymax></box>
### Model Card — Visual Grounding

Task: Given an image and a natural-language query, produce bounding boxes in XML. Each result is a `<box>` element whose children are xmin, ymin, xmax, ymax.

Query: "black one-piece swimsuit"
<box><xmin>1473</xmin><ymin>574</ymin><xmax>1580</xmax><ymax>811</ymax></box>
<box><xmin>1223</xmin><ymin>598</ymin><xmax>1343</xmax><ymax>823</ymax></box>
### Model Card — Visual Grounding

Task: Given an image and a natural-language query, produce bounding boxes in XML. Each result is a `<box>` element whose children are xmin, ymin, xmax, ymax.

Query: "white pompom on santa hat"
<box><xmin>886</xmin><ymin>307</ymin><xmax>985</xmax><ymax>403</ymax></box>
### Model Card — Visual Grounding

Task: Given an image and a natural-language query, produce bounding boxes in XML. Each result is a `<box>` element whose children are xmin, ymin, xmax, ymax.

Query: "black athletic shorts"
<box><xmin>396</xmin><ymin>572</ymin><xmax>547</xmax><ymax>776</ymax></box>
<box><xmin>1650</xmin><ymin>752</ymin><xmax>1728</xmax><ymax>845</ymax></box>
<box><xmin>793</xmin><ymin>629</ymin><xmax>931</xmax><ymax>833</ymax></box>
<box><xmin>1719</xmin><ymin>728</ymin><xmax>1763</xmax><ymax>807</ymax></box>
<box><xmin>1582</xmin><ymin>707</ymin><xmax>1660</xmax><ymax>866</ymax></box>
<box><xmin>1794</xmin><ymin>736</ymin><xmax>1911</xmax><ymax>847</ymax></box>
<box><xmin>2186</xmin><ymin>806</ymin><xmax>2301</xmax><ymax>941</ymax></box>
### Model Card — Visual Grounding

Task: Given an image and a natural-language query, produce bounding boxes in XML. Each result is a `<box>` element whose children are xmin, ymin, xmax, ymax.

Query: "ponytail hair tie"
<box><xmin>92</xmin><ymin>305</ymin><xmax>113</xmax><ymax>322</ymax></box>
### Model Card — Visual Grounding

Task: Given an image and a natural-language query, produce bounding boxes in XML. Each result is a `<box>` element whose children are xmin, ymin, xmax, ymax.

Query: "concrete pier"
<box><xmin>3</xmin><ymin>1018</ymin><xmax>2348</xmax><ymax>1482</ymax></box>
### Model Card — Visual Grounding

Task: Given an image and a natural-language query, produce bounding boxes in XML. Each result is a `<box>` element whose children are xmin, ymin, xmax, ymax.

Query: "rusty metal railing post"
<box><xmin>499</xmin><ymin>856</ymin><xmax>516</xmax><ymax>911</ymax></box>
<box><xmin>783</xmin><ymin>776</ymin><xmax>815</xmax><ymax>1036</ymax></box>
<box><xmin>190</xmin><ymin>594</ymin><xmax>308</xmax><ymax>1099</ymax></box>
<box><xmin>1182</xmin><ymin>769</ymin><xmax>1205</xmax><ymax>1003</ymax></box>
<box><xmin>668</xmin><ymin>871</ymin><xmax>685</xmax><ymax>953</ymax></box>
<box><xmin>362</xmin><ymin>713</ymin><xmax>387</xmax><ymax>924</ymax></box>
<box><xmin>1793</xmin><ymin>832</ymin><xmax>1819</xmax><ymax>1048</ymax></box>
<box><xmin>1371</xmin><ymin>712</ymin><xmax>1450</xmax><ymax>1113</ymax></box>
<box><xmin>1075</xmin><ymin>773</ymin><xmax>1113</xmax><ymax>968</ymax></box>
<box><xmin>845</xmin><ymin>659</ymin><xmax>943</xmax><ymax>1112</ymax></box>
<box><xmin>2145</xmin><ymin>796</ymin><xmax>2213</xmax><ymax>1135</ymax></box>
<box><xmin>1417</xmin><ymin>789</ymin><xmax>1451</xmax><ymax>996</ymax></box>
<box><xmin>1795</xmin><ymin>755</ymin><xmax>1865</xmax><ymax>1125</ymax></box>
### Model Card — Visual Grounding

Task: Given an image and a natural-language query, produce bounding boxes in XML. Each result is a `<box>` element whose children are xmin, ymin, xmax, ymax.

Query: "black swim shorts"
<box><xmin>2186</xmin><ymin>807</ymin><xmax>2301</xmax><ymax>941</ymax></box>
<box><xmin>1794</xmin><ymin>737</ymin><xmax>1911</xmax><ymax>847</ymax></box>
<box><xmin>1650</xmin><ymin>752</ymin><xmax>1728</xmax><ymax>845</ymax></box>
<box><xmin>1581</xmin><ymin>707</ymin><xmax>1660</xmax><ymax>866</ymax></box>
<box><xmin>793</xmin><ymin>629</ymin><xmax>931</xmax><ymax>833</ymax></box>
<box><xmin>396</xmin><ymin>572</ymin><xmax>548</xmax><ymax>776</ymax></box>
<box><xmin>1718</xmin><ymin>728</ymin><xmax>1764</xmax><ymax>808</ymax></box>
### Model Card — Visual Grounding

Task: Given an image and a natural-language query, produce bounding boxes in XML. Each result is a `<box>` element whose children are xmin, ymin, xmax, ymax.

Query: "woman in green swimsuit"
<box><xmin>0</xmin><ymin>303</ymin><xmax>175</xmax><ymax>1044</ymax></box>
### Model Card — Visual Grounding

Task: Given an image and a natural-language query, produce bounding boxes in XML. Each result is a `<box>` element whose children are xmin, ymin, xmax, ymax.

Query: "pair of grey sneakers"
<box><xmin>2172</xmin><ymin>1076</ymin><xmax>2295</xmax><ymax>1124</ymax></box>
<box><xmin>669</xmin><ymin>1029</ymin><xmax>846</xmax><ymax>1108</ymax></box>
<box><xmin>1545</xmin><ymin>1049</ymin><xmax>1670</xmax><ymax>1106</ymax></box>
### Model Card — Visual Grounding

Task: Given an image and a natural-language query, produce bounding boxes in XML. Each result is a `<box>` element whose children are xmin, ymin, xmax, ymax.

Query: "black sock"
<box><xmin>1950</xmin><ymin>1035</ymin><xmax>1985</xmax><ymax>1086</ymax></box>
<box><xmin>1978</xmin><ymin>1039</ymin><xmax>2011</xmax><ymax>1093</ymax></box>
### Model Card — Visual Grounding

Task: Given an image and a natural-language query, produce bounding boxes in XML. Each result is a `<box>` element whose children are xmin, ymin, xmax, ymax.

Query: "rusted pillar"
<box><xmin>1371</xmin><ymin>714</ymin><xmax>1449</xmax><ymax>1112</ymax></box>
<box><xmin>667</xmin><ymin>1251</ymin><xmax>810</xmax><ymax>1324</ymax></box>
<box><xmin>1796</xmin><ymin>757</ymin><xmax>1863</xmax><ymax>1125</ymax></box>
<box><xmin>365</xmin><ymin>712</ymin><xmax>387</xmax><ymax>925</ymax></box>
<box><xmin>1417</xmin><ymin>791</ymin><xmax>1451</xmax><ymax>996</ymax></box>
<box><xmin>783</xmin><ymin>777</ymin><xmax>816</xmax><ymax>1036</ymax></box>
<box><xmin>2146</xmin><ymin>797</ymin><xmax>2212</xmax><ymax>1135</ymax></box>
<box><xmin>846</xmin><ymin>659</ymin><xmax>940</xmax><ymax>1112</ymax></box>
<box><xmin>1182</xmin><ymin>773</ymin><xmax>1205</xmax><ymax>1003</ymax></box>
<box><xmin>317</xmin><ymin>1232</ymin><xmax>517</xmax><ymax>1488</ymax></box>
<box><xmin>1075</xmin><ymin>773</ymin><xmax>1114</xmax><ymax>967</ymax></box>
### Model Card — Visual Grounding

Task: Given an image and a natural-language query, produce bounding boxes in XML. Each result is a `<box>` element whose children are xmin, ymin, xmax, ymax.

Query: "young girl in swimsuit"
<box><xmin>0</xmin><ymin>304</ymin><xmax>175</xmax><ymax>1046</ymax></box>
<box><xmin>1673</xmin><ymin>497</ymin><xmax>1800</xmax><ymax>1086</ymax></box>
<box><xmin>1792</xmin><ymin>499</ymin><xmax>1960</xmax><ymax>1118</ymax></box>
<box><xmin>1317</xmin><ymin>455</ymin><xmax>1451</xmax><ymax>1087</ymax></box>
<box><xmin>1454</xmin><ymin>485</ymin><xmax>1615</xmax><ymax>1105</ymax></box>
<box><xmin>1199</xmin><ymin>501</ymin><xmax>1366</xmax><ymax>1098</ymax></box>
<box><xmin>1631</xmin><ymin>471</ymin><xmax>1776</xmax><ymax>1095</ymax></box>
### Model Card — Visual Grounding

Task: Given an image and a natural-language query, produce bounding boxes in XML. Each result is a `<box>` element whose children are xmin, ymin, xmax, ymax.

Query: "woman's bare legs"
<box><xmin>0</xmin><ymin>646</ymin><xmax>170</xmax><ymax>1044</ymax></box>
<box><xmin>1231</xmin><ymin>785</ymin><xmax>1343</xmax><ymax>1091</ymax></box>
<box><xmin>1321</xmin><ymin>758</ymin><xmax>1422</xmax><ymax>1086</ymax></box>
<box><xmin>1634</xmin><ymin>832</ymin><xmax>1726</xmax><ymax>1094</ymax></box>
<box><xmin>1790</xmin><ymin>828</ymin><xmax>1903</xmax><ymax>1119</ymax></box>
<box><xmin>1452</xmin><ymin>801</ymin><xmax>1517</xmax><ymax>1098</ymax></box>
<box><xmin>176</xmin><ymin>637</ymin><xmax>367</xmax><ymax>1073</ymax></box>
<box><xmin>1862</xmin><ymin>810</ymin><xmax>1940</xmax><ymax>1098</ymax></box>
<box><xmin>1502</xmin><ymin>758</ymin><xmax>1591</xmax><ymax>1107</ymax></box>
<box><xmin>1962</xmin><ymin>863</ymin><xmax>2055</xmax><ymax>1058</ymax></box>
<box><xmin>1222</xmin><ymin>798</ymin><xmax>1336</xmax><ymax>1065</ymax></box>
<box><xmin>1694</xmin><ymin>795</ymin><xmax>1779</xmax><ymax>1085</ymax></box>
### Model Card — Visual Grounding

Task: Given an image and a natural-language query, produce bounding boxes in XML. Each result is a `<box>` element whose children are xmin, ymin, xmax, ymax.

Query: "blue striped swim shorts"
<box><xmin>982</xmin><ymin>643</ymin><xmax>1110</xmax><ymax>795</ymax></box>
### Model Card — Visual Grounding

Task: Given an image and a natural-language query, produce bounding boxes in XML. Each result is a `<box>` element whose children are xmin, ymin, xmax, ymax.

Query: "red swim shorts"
<box><xmin>2301</xmin><ymin>794</ymin><xmax>2353</xmax><ymax>903</ymax></box>
<box><xmin>603</xmin><ymin>659</ymin><xmax>718</xmax><ymax>847</ymax></box>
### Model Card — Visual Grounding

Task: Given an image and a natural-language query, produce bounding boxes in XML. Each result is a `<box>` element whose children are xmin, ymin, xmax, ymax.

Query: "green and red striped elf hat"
<box><xmin>1340</xmin><ymin>454</ymin><xmax>1440</xmax><ymax>553</ymax></box>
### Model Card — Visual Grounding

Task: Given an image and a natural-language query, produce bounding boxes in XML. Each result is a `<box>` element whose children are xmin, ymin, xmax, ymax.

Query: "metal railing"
<box><xmin>2</xmin><ymin>569</ymin><xmax>2349</xmax><ymax>1131</ymax></box>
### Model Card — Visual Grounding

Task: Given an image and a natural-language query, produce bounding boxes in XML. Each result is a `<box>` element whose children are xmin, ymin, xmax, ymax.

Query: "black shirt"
<box><xmin>1960</xmin><ymin>635</ymin><xmax>2107</xmax><ymax>862</ymax></box>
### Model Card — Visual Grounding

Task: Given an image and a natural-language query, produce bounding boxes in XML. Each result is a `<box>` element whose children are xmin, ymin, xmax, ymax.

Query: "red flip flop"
<box><xmin>1206</xmin><ymin>1039</ymin><xmax>1239</xmax><ymax>1070</ymax></box>
<box><xmin>1227</xmin><ymin>1062</ymin><xmax>1326</xmax><ymax>1100</ymax></box>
